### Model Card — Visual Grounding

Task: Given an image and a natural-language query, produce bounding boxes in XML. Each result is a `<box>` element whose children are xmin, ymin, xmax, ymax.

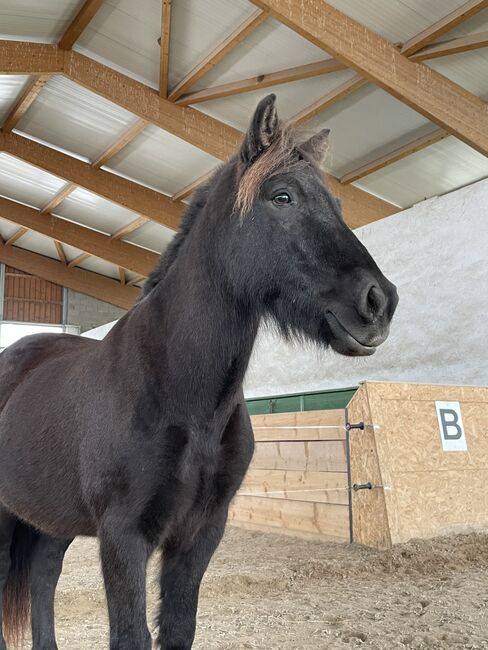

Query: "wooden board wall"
<box><xmin>348</xmin><ymin>382</ymin><xmax>488</xmax><ymax>548</ymax></box>
<box><xmin>229</xmin><ymin>409</ymin><xmax>351</xmax><ymax>543</ymax></box>
<box><xmin>3</xmin><ymin>266</ymin><xmax>63</xmax><ymax>323</ymax></box>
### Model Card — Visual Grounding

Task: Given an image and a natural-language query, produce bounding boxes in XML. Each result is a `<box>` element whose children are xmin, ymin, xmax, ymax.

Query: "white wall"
<box><xmin>84</xmin><ymin>178</ymin><xmax>488</xmax><ymax>397</ymax></box>
<box><xmin>245</xmin><ymin>178</ymin><xmax>488</xmax><ymax>397</ymax></box>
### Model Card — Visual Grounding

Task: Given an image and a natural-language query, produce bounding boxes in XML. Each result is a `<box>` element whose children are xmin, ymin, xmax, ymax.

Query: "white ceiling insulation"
<box><xmin>0</xmin><ymin>0</ymin><xmax>485</xmax><ymax>282</ymax></box>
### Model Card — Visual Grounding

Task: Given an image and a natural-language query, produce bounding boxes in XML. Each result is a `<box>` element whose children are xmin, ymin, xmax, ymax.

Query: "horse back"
<box><xmin>0</xmin><ymin>333</ymin><xmax>98</xmax><ymax>413</ymax></box>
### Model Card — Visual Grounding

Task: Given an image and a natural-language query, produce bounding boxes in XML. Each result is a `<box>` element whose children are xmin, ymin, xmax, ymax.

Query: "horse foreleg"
<box><xmin>99</xmin><ymin>523</ymin><xmax>153</xmax><ymax>650</ymax></box>
<box><xmin>0</xmin><ymin>508</ymin><xmax>16</xmax><ymax>650</ymax></box>
<box><xmin>158</xmin><ymin>509</ymin><xmax>227</xmax><ymax>650</ymax></box>
<box><xmin>30</xmin><ymin>535</ymin><xmax>72</xmax><ymax>650</ymax></box>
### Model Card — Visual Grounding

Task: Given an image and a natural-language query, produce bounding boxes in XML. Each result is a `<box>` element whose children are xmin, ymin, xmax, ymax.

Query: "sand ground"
<box><xmin>28</xmin><ymin>527</ymin><xmax>488</xmax><ymax>649</ymax></box>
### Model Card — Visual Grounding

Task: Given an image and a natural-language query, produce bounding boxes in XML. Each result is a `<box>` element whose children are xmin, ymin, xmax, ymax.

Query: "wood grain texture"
<box><xmin>159</xmin><ymin>0</ymin><xmax>172</xmax><ymax>97</ymax></box>
<box><xmin>351</xmin><ymin>382</ymin><xmax>488</xmax><ymax>546</ymax></box>
<box><xmin>401</xmin><ymin>0</ymin><xmax>488</xmax><ymax>57</ymax></box>
<box><xmin>0</xmin><ymin>132</ymin><xmax>183</xmax><ymax>231</ymax></box>
<box><xmin>229</xmin><ymin>495</ymin><xmax>350</xmax><ymax>542</ymax></box>
<box><xmin>0</xmin><ymin>196</ymin><xmax>158</xmax><ymax>276</ymax></box>
<box><xmin>2</xmin><ymin>74</ymin><xmax>48</xmax><ymax>132</ymax></box>
<box><xmin>0</xmin><ymin>243</ymin><xmax>138</xmax><ymax>309</ymax></box>
<box><xmin>340</xmin><ymin>128</ymin><xmax>449</xmax><ymax>184</ymax></box>
<box><xmin>168</xmin><ymin>9</ymin><xmax>267</xmax><ymax>102</ymax></box>
<box><xmin>59</xmin><ymin>0</ymin><xmax>105</xmax><ymax>50</ymax></box>
<box><xmin>251</xmin><ymin>0</ymin><xmax>488</xmax><ymax>155</ymax></box>
<box><xmin>177</xmin><ymin>58</ymin><xmax>348</xmax><ymax>106</ymax></box>
<box><xmin>240</xmin><ymin>469</ymin><xmax>349</xmax><ymax>505</ymax></box>
<box><xmin>251</xmin><ymin>409</ymin><xmax>346</xmax><ymax>441</ymax></box>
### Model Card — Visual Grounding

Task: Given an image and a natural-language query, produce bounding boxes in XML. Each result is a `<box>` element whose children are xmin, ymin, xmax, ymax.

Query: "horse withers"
<box><xmin>0</xmin><ymin>94</ymin><xmax>398</xmax><ymax>650</ymax></box>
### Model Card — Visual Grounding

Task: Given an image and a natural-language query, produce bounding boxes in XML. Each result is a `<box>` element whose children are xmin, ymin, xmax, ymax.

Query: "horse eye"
<box><xmin>272</xmin><ymin>193</ymin><xmax>292</xmax><ymax>206</ymax></box>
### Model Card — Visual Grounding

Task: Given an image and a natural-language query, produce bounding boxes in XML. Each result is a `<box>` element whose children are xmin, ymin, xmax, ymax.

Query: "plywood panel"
<box><xmin>239</xmin><ymin>469</ymin><xmax>349</xmax><ymax>505</ymax></box>
<box><xmin>229</xmin><ymin>495</ymin><xmax>350</xmax><ymax>542</ymax></box>
<box><xmin>252</xmin><ymin>440</ymin><xmax>347</xmax><ymax>472</ymax></box>
<box><xmin>348</xmin><ymin>384</ymin><xmax>391</xmax><ymax>549</ymax></box>
<box><xmin>351</xmin><ymin>382</ymin><xmax>488</xmax><ymax>547</ymax></box>
<box><xmin>251</xmin><ymin>409</ymin><xmax>346</xmax><ymax>441</ymax></box>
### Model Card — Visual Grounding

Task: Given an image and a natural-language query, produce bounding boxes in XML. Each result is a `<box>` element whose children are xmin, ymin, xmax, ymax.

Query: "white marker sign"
<box><xmin>435</xmin><ymin>401</ymin><xmax>467</xmax><ymax>452</ymax></box>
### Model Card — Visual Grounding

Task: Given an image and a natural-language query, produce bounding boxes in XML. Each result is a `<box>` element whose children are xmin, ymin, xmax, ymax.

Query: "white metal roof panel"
<box><xmin>52</xmin><ymin>187</ymin><xmax>140</xmax><ymax>236</ymax></box>
<box><xmin>105</xmin><ymin>124</ymin><xmax>220</xmax><ymax>196</ymax></box>
<box><xmin>0</xmin><ymin>153</ymin><xmax>66</xmax><ymax>209</ymax></box>
<box><xmin>0</xmin><ymin>75</ymin><xmax>29</xmax><ymax>125</ymax></box>
<box><xmin>76</xmin><ymin>0</ymin><xmax>254</xmax><ymax>89</ymax></box>
<box><xmin>123</xmin><ymin>221</ymin><xmax>174</xmax><ymax>254</ymax></box>
<box><xmin>0</xmin><ymin>0</ymin><xmax>81</xmax><ymax>43</ymax></box>
<box><xmin>61</xmin><ymin>242</ymin><xmax>85</xmax><ymax>262</ymax></box>
<box><xmin>14</xmin><ymin>230</ymin><xmax>59</xmax><ymax>260</ymax></box>
<box><xmin>77</xmin><ymin>255</ymin><xmax>120</xmax><ymax>280</ymax></box>
<box><xmin>325</xmin><ymin>0</ymin><xmax>473</xmax><ymax>43</ymax></box>
<box><xmin>16</xmin><ymin>75</ymin><xmax>139</xmax><ymax>162</ymax></box>
<box><xmin>427</xmin><ymin>51</ymin><xmax>488</xmax><ymax>99</ymax></box>
<box><xmin>0</xmin><ymin>215</ymin><xmax>23</xmax><ymax>241</ymax></box>
<box><xmin>356</xmin><ymin>136</ymin><xmax>488</xmax><ymax>208</ymax></box>
<box><xmin>196</xmin><ymin>70</ymin><xmax>357</xmax><ymax>129</ymax></box>
<box><xmin>189</xmin><ymin>17</ymin><xmax>328</xmax><ymax>92</ymax></box>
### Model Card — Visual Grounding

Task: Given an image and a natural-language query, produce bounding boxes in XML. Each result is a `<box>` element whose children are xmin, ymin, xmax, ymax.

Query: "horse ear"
<box><xmin>240</xmin><ymin>93</ymin><xmax>279</xmax><ymax>164</ymax></box>
<box><xmin>300</xmin><ymin>128</ymin><xmax>330</xmax><ymax>164</ymax></box>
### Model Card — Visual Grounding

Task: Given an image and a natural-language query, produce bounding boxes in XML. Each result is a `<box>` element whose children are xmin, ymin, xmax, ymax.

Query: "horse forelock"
<box><xmin>235</xmin><ymin>125</ymin><xmax>297</xmax><ymax>215</ymax></box>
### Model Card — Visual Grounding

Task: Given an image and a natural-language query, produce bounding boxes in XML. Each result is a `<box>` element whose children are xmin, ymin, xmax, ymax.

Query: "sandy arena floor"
<box><xmin>34</xmin><ymin>527</ymin><xmax>488</xmax><ymax>649</ymax></box>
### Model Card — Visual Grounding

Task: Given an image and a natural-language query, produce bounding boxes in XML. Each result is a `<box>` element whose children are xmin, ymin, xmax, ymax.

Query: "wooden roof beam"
<box><xmin>177</xmin><ymin>58</ymin><xmax>348</xmax><ymax>106</ymax></box>
<box><xmin>1</xmin><ymin>75</ymin><xmax>49</xmax><ymax>132</ymax></box>
<box><xmin>0</xmin><ymin>242</ymin><xmax>138</xmax><ymax>309</ymax></box>
<box><xmin>168</xmin><ymin>9</ymin><xmax>268</xmax><ymax>102</ymax></box>
<box><xmin>178</xmin><ymin>30</ymin><xmax>488</xmax><ymax>106</ymax></box>
<box><xmin>59</xmin><ymin>0</ymin><xmax>105</xmax><ymax>50</ymax></box>
<box><xmin>340</xmin><ymin>128</ymin><xmax>449</xmax><ymax>184</ymax></box>
<box><xmin>0</xmin><ymin>195</ymin><xmax>158</xmax><ymax>276</ymax></box>
<box><xmin>251</xmin><ymin>0</ymin><xmax>488</xmax><ymax>156</ymax></box>
<box><xmin>401</xmin><ymin>0</ymin><xmax>488</xmax><ymax>57</ymax></box>
<box><xmin>0</xmin><ymin>132</ymin><xmax>183</xmax><ymax>230</ymax></box>
<box><xmin>410</xmin><ymin>30</ymin><xmax>488</xmax><ymax>62</ymax></box>
<box><xmin>159</xmin><ymin>0</ymin><xmax>172</xmax><ymax>98</ymax></box>
<box><xmin>290</xmin><ymin>74</ymin><xmax>366</xmax><ymax>125</ymax></box>
<box><xmin>91</xmin><ymin>119</ymin><xmax>148</xmax><ymax>168</ymax></box>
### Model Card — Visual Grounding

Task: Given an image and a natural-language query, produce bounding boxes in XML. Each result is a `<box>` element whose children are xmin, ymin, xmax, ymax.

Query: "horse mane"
<box><xmin>141</xmin><ymin>123</ymin><xmax>308</xmax><ymax>299</ymax></box>
<box><xmin>139</xmin><ymin>183</ymin><xmax>211</xmax><ymax>299</ymax></box>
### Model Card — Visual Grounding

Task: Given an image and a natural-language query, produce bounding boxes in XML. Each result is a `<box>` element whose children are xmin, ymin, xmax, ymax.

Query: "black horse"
<box><xmin>0</xmin><ymin>94</ymin><xmax>398</xmax><ymax>650</ymax></box>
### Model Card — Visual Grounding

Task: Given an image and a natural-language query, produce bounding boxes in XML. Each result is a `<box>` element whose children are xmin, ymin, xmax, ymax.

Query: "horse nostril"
<box><xmin>365</xmin><ymin>285</ymin><xmax>386</xmax><ymax>320</ymax></box>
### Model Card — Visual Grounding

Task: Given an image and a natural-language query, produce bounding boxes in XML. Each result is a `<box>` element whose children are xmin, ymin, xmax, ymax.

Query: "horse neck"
<box><xmin>106</xmin><ymin>230</ymin><xmax>260</xmax><ymax>423</ymax></box>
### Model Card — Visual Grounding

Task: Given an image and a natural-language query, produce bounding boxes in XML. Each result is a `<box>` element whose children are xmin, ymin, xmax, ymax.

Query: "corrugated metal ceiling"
<box><xmin>0</xmin><ymin>0</ymin><xmax>485</xmax><ymax>284</ymax></box>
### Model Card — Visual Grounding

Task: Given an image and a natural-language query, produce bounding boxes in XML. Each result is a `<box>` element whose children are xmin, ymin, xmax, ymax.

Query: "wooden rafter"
<box><xmin>5</xmin><ymin>227</ymin><xmax>29</xmax><ymax>247</ymax></box>
<box><xmin>178</xmin><ymin>30</ymin><xmax>488</xmax><ymax>106</ymax></box>
<box><xmin>41</xmin><ymin>182</ymin><xmax>77</xmax><ymax>214</ymax></box>
<box><xmin>410</xmin><ymin>30</ymin><xmax>488</xmax><ymax>62</ymax></box>
<box><xmin>159</xmin><ymin>0</ymin><xmax>172</xmax><ymax>98</ymax></box>
<box><xmin>0</xmin><ymin>42</ymin><xmax>400</xmax><ymax>227</ymax></box>
<box><xmin>250</xmin><ymin>0</ymin><xmax>488</xmax><ymax>156</ymax></box>
<box><xmin>1</xmin><ymin>75</ymin><xmax>49</xmax><ymax>132</ymax></box>
<box><xmin>290</xmin><ymin>74</ymin><xmax>366</xmax><ymax>125</ymax></box>
<box><xmin>54</xmin><ymin>240</ymin><xmax>67</xmax><ymax>265</ymax></box>
<box><xmin>171</xmin><ymin>171</ymin><xmax>213</xmax><ymax>202</ymax></box>
<box><xmin>400</xmin><ymin>0</ymin><xmax>488</xmax><ymax>57</ymax></box>
<box><xmin>0</xmin><ymin>242</ymin><xmax>138</xmax><ymax>309</ymax></box>
<box><xmin>127</xmin><ymin>274</ymin><xmax>145</xmax><ymax>287</ymax></box>
<box><xmin>0</xmin><ymin>132</ymin><xmax>183</xmax><ymax>230</ymax></box>
<box><xmin>59</xmin><ymin>0</ymin><xmax>105</xmax><ymax>50</ymax></box>
<box><xmin>340</xmin><ymin>128</ymin><xmax>449</xmax><ymax>184</ymax></box>
<box><xmin>111</xmin><ymin>216</ymin><xmax>149</xmax><ymax>241</ymax></box>
<box><xmin>177</xmin><ymin>58</ymin><xmax>348</xmax><ymax>106</ymax></box>
<box><xmin>118</xmin><ymin>267</ymin><xmax>126</xmax><ymax>285</ymax></box>
<box><xmin>91</xmin><ymin>119</ymin><xmax>148</xmax><ymax>168</ymax></box>
<box><xmin>168</xmin><ymin>9</ymin><xmax>268</xmax><ymax>102</ymax></box>
<box><xmin>68</xmin><ymin>252</ymin><xmax>91</xmax><ymax>268</ymax></box>
<box><xmin>0</xmin><ymin>195</ymin><xmax>158</xmax><ymax>276</ymax></box>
